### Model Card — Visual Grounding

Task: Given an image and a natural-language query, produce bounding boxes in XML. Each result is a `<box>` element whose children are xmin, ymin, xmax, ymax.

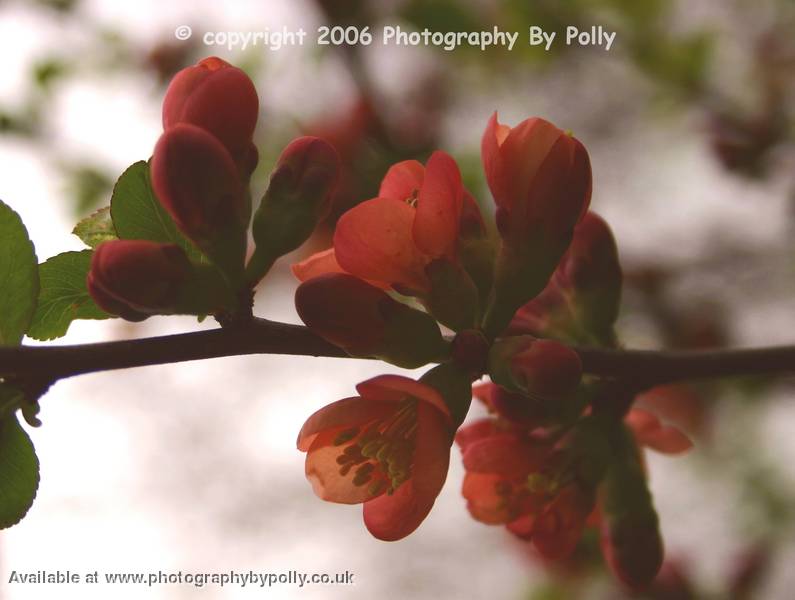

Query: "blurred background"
<box><xmin>1</xmin><ymin>0</ymin><xmax>795</xmax><ymax>598</ymax></box>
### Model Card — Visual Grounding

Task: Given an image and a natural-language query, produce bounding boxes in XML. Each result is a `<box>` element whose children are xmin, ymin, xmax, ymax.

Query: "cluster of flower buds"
<box><xmin>87</xmin><ymin>56</ymin><xmax>341</xmax><ymax>320</ymax></box>
<box><xmin>86</xmin><ymin>56</ymin><xmax>694</xmax><ymax>590</ymax></box>
<box><xmin>151</xmin><ymin>56</ymin><xmax>259</xmax><ymax>282</ymax></box>
<box><xmin>292</xmin><ymin>108</ymin><xmax>693</xmax><ymax>591</ymax></box>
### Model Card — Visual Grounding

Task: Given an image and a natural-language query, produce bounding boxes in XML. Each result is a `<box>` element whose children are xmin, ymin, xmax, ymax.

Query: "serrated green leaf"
<box><xmin>72</xmin><ymin>206</ymin><xmax>117</xmax><ymax>248</ymax></box>
<box><xmin>0</xmin><ymin>413</ymin><xmax>39</xmax><ymax>529</ymax></box>
<box><xmin>110</xmin><ymin>161</ymin><xmax>204</xmax><ymax>262</ymax></box>
<box><xmin>27</xmin><ymin>250</ymin><xmax>110</xmax><ymax>341</ymax></box>
<box><xmin>0</xmin><ymin>199</ymin><xmax>39</xmax><ymax>346</ymax></box>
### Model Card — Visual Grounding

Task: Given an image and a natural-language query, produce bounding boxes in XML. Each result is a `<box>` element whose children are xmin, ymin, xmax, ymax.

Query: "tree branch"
<box><xmin>0</xmin><ymin>318</ymin><xmax>794</xmax><ymax>390</ymax></box>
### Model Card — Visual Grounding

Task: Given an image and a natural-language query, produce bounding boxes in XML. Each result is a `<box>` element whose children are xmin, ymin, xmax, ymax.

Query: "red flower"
<box><xmin>507</xmin><ymin>484</ymin><xmax>595</xmax><ymax>560</ymax></box>
<box><xmin>151</xmin><ymin>123</ymin><xmax>246</xmax><ymax>248</ymax></box>
<box><xmin>457</xmin><ymin>417</ymin><xmax>595</xmax><ymax>560</ymax></box>
<box><xmin>294</xmin><ymin>151</ymin><xmax>468</xmax><ymax>295</ymax></box>
<box><xmin>297</xmin><ymin>375</ymin><xmax>453</xmax><ymax>541</ymax></box>
<box><xmin>87</xmin><ymin>240</ymin><xmax>191</xmax><ymax>321</ymax></box>
<box><xmin>481</xmin><ymin>113</ymin><xmax>591</xmax><ymax>244</ymax></box>
<box><xmin>162</xmin><ymin>56</ymin><xmax>258</xmax><ymax>163</ymax></box>
<box><xmin>458</xmin><ymin>422</ymin><xmax>551</xmax><ymax>524</ymax></box>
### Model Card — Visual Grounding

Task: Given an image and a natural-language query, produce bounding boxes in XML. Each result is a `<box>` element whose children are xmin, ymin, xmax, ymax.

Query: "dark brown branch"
<box><xmin>1</xmin><ymin>318</ymin><xmax>794</xmax><ymax>390</ymax></box>
<box><xmin>576</xmin><ymin>345</ymin><xmax>795</xmax><ymax>388</ymax></box>
<box><xmin>0</xmin><ymin>319</ymin><xmax>346</xmax><ymax>380</ymax></box>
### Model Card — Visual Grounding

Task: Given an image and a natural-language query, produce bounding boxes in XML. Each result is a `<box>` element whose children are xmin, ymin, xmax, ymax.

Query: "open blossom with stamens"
<box><xmin>459</xmin><ymin>383</ymin><xmax>693</xmax><ymax>563</ymax></box>
<box><xmin>456</xmin><ymin>417</ymin><xmax>594</xmax><ymax>559</ymax></box>
<box><xmin>297</xmin><ymin>375</ymin><xmax>453</xmax><ymax>541</ymax></box>
<box><xmin>293</xmin><ymin>151</ymin><xmax>480</xmax><ymax>295</ymax></box>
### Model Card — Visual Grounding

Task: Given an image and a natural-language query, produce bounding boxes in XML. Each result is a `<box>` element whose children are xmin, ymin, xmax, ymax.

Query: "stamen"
<box><xmin>333</xmin><ymin>427</ymin><xmax>360</xmax><ymax>446</ymax></box>
<box><xmin>352</xmin><ymin>470</ymin><xmax>373</xmax><ymax>486</ymax></box>
<box><xmin>360</xmin><ymin>439</ymin><xmax>383</xmax><ymax>458</ymax></box>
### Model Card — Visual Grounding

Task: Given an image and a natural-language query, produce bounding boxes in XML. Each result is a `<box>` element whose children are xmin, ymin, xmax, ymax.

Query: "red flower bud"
<box><xmin>556</xmin><ymin>211</ymin><xmax>622</xmax><ymax>335</ymax></box>
<box><xmin>488</xmin><ymin>336</ymin><xmax>582</xmax><ymax>398</ymax></box>
<box><xmin>247</xmin><ymin>137</ymin><xmax>341</xmax><ymax>282</ymax></box>
<box><xmin>87</xmin><ymin>240</ymin><xmax>191</xmax><ymax>320</ymax></box>
<box><xmin>295</xmin><ymin>273</ymin><xmax>445</xmax><ymax>368</ymax></box>
<box><xmin>274</xmin><ymin>136</ymin><xmax>341</xmax><ymax>220</ymax></box>
<box><xmin>151</xmin><ymin>123</ymin><xmax>245</xmax><ymax>248</ymax></box>
<box><xmin>481</xmin><ymin>112</ymin><xmax>591</xmax><ymax>244</ymax></box>
<box><xmin>488</xmin><ymin>384</ymin><xmax>547</xmax><ymax>426</ymax></box>
<box><xmin>510</xmin><ymin>339</ymin><xmax>582</xmax><ymax>399</ymax></box>
<box><xmin>162</xmin><ymin>56</ymin><xmax>258</xmax><ymax>161</ymax></box>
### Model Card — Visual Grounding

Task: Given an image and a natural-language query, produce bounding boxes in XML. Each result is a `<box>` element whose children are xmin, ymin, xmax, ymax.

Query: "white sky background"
<box><xmin>1</xmin><ymin>0</ymin><xmax>795</xmax><ymax>599</ymax></box>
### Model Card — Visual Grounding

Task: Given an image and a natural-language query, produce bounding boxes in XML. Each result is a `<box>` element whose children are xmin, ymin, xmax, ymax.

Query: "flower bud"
<box><xmin>151</xmin><ymin>123</ymin><xmax>247</xmax><ymax>278</ymax></box>
<box><xmin>480</xmin><ymin>113</ymin><xmax>592</xmax><ymax>338</ymax></box>
<box><xmin>488</xmin><ymin>385</ymin><xmax>546</xmax><ymax>426</ymax></box>
<box><xmin>295</xmin><ymin>273</ymin><xmax>446</xmax><ymax>369</ymax></box>
<box><xmin>556</xmin><ymin>211</ymin><xmax>622</xmax><ymax>339</ymax></box>
<box><xmin>248</xmin><ymin>137</ymin><xmax>341</xmax><ymax>283</ymax></box>
<box><xmin>87</xmin><ymin>240</ymin><xmax>192</xmax><ymax>321</ymax></box>
<box><xmin>488</xmin><ymin>336</ymin><xmax>581</xmax><ymax>398</ymax></box>
<box><xmin>162</xmin><ymin>57</ymin><xmax>258</xmax><ymax>162</ymax></box>
<box><xmin>482</xmin><ymin>113</ymin><xmax>591</xmax><ymax>243</ymax></box>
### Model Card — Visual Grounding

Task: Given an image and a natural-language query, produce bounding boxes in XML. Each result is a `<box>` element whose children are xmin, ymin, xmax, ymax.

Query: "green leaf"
<box><xmin>0</xmin><ymin>413</ymin><xmax>39</xmax><ymax>529</ymax></box>
<box><xmin>110</xmin><ymin>161</ymin><xmax>204</xmax><ymax>262</ymax></box>
<box><xmin>0</xmin><ymin>199</ymin><xmax>39</xmax><ymax>346</ymax></box>
<box><xmin>72</xmin><ymin>206</ymin><xmax>118</xmax><ymax>248</ymax></box>
<box><xmin>27</xmin><ymin>250</ymin><xmax>110</xmax><ymax>341</ymax></box>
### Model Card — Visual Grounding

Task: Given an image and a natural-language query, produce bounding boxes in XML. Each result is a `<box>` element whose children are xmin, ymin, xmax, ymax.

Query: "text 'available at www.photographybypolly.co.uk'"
<box><xmin>6</xmin><ymin>569</ymin><xmax>356</xmax><ymax>589</ymax></box>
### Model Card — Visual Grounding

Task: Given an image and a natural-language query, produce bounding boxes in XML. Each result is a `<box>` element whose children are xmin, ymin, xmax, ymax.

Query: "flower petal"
<box><xmin>625</xmin><ymin>409</ymin><xmax>693</xmax><ymax>455</ymax></box>
<box><xmin>455</xmin><ymin>418</ymin><xmax>498</xmax><ymax>451</ymax></box>
<box><xmin>462</xmin><ymin>472</ymin><xmax>512</xmax><ymax>524</ymax></box>
<box><xmin>362</xmin><ymin>403</ymin><xmax>451</xmax><ymax>540</ymax></box>
<box><xmin>379</xmin><ymin>160</ymin><xmax>425</xmax><ymax>201</ymax></box>
<box><xmin>413</xmin><ymin>151</ymin><xmax>463</xmax><ymax>260</ymax></box>
<box><xmin>355</xmin><ymin>374</ymin><xmax>451</xmax><ymax>420</ymax></box>
<box><xmin>292</xmin><ymin>248</ymin><xmax>391</xmax><ymax>290</ymax></box>
<box><xmin>499</xmin><ymin>117</ymin><xmax>563</xmax><ymax>209</ymax></box>
<box><xmin>481</xmin><ymin>112</ymin><xmax>509</xmax><ymax>210</ymax></box>
<box><xmin>531</xmin><ymin>486</ymin><xmax>592</xmax><ymax>560</ymax></box>
<box><xmin>507</xmin><ymin>514</ymin><xmax>535</xmax><ymax>539</ymax></box>
<box><xmin>334</xmin><ymin>197</ymin><xmax>429</xmax><ymax>292</ymax></box>
<box><xmin>292</xmin><ymin>248</ymin><xmax>345</xmax><ymax>282</ymax></box>
<box><xmin>489</xmin><ymin>116</ymin><xmax>561</xmax><ymax>220</ymax></box>
<box><xmin>304</xmin><ymin>431</ymin><xmax>380</xmax><ymax>504</ymax></box>
<box><xmin>462</xmin><ymin>433</ymin><xmax>548</xmax><ymax>477</ymax></box>
<box><xmin>297</xmin><ymin>396</ymin><xmax>395</xmax><ymax>451</ymax></box>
